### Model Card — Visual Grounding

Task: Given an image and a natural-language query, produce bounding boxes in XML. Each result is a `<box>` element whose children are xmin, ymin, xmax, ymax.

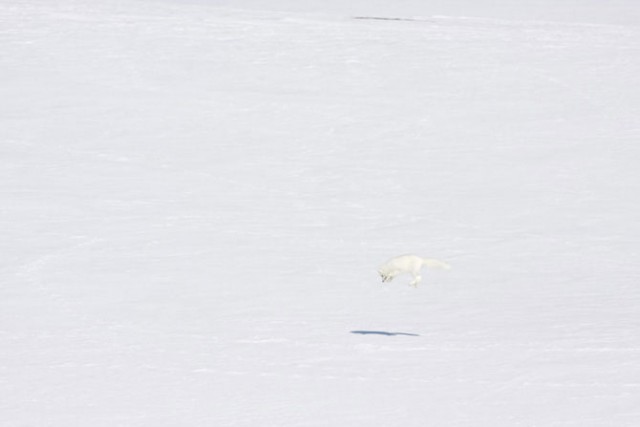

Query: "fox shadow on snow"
<box><xmin>350</xmin><ymin>330</ymin><xmax>420</xmax><ymax>337</ymax></box>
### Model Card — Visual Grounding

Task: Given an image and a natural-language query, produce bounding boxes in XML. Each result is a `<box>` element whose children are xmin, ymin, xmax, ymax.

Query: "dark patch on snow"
<box><xmin>352</xmin><ymin>16</ymin><xmax>430</xmax><ymax>23</ymax></box>
<box><xmin>351</xmin><ymin>330</ymin><xmax>420</xmax><ymax>337</ymax></box>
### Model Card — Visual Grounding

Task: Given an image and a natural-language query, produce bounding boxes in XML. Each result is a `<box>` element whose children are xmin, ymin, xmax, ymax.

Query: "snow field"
<box><xmin>2</xmin><ymin>1</ymin><xmax>640</xmax><ymax>425</ymax></box>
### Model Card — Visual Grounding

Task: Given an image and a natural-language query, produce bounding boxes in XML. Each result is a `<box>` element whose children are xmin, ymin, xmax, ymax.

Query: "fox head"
<box><xmin>378</xmin><ymin>270</ymin><xmax>391</xmax><ymax>282</ymax></box>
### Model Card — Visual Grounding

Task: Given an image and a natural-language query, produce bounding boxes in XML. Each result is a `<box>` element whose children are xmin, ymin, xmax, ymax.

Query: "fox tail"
<box><xmin>422</xmin><ymin>258</ymin><xmax>451</xmax><ymax>270</ymax></box>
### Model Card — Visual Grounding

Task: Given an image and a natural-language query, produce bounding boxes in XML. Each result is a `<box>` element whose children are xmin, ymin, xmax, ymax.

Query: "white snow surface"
<box><xmin>2</xmin><ymin>0</ymin><xmax>640</xmax><ymax>425</ymax></box>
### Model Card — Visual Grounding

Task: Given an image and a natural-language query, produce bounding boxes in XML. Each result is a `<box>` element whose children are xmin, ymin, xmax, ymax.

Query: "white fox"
<box><xmin>378</xmin><ymin>254</ymin><xmax>451</xmax><ymax>287</ymax></box>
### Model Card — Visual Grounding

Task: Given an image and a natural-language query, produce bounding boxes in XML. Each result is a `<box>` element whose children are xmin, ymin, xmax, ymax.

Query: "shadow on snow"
<box><xmin>350</xmin><ymin>330</ymin><xmax>420</xmax><ymax>337</ymax></box>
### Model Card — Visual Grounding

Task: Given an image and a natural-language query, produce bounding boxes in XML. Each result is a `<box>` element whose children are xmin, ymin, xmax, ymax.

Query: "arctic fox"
<box><xmin>378</xmin><ymin>254</ymin><xmax>450</xmax><ymax>287</ymax></box>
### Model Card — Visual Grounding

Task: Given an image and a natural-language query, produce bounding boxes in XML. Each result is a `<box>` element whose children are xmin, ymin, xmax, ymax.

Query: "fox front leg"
<box><xmin>410</xmin><ymin>274</ymin><xmax>421</xmax><ymax>287</ymax></box>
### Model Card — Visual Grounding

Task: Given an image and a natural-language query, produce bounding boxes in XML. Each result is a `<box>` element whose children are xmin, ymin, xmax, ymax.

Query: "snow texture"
<box><xmin>2</xmin><ymin>0</ymin><xmax>640</xmax><ymax>425</ymax></box>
